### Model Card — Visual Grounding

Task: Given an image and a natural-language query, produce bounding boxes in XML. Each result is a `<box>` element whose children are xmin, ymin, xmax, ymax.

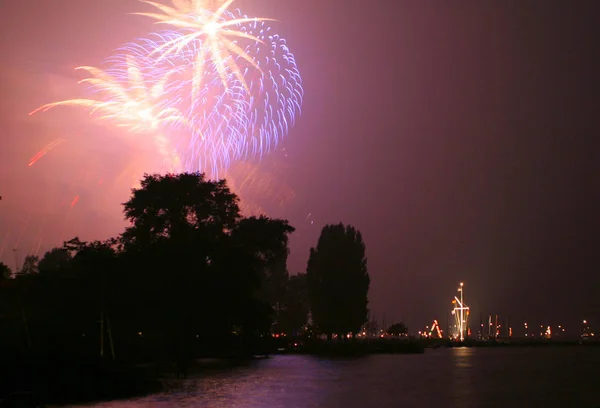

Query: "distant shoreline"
<box><xmin>272</xmin><ymin>337</ymin><xmax>600</xmax><ymax>357</ymax></box>
<box><xmin>422</xmin><ymin>338</ymin><xmax>600</xmax><ymax>348</ymax></box>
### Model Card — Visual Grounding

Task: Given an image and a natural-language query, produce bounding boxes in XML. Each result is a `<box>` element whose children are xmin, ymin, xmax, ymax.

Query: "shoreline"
<box><xmin>2</xmin><ymin>339</ymin><xmax>598</xmax><ymax>406</ymax></box>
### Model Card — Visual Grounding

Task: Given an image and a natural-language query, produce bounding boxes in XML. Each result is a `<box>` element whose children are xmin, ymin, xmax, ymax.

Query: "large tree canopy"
<box><xmin>118</xmin><ymin>173</ymin><xmax>295</xmax><ymax>344</ymax></box>
<box><xmin>121</xmin><ymin>172</ymin><xmax>241</xmax><ymax>246</ymax></box>
<box><xmin>307</xmin><ymin>223</ymin><xmax>370</xmax><ymax>337</ymax></box>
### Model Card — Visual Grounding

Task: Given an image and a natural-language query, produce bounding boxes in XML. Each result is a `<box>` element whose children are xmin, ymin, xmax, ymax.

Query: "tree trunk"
<box><xmin>18</xmin><ymin>294</ymin><xmax>32</xmax><ymax>349</ymax></box>
<box><xmin>100</xmin><ymin>311</ymin><xmax>104</xmax><ymax>358</ymax></box>
<box><xmin>107</xmin><ymin>315</ymin><xmax>116</xmax><ymax>361</ymax></box>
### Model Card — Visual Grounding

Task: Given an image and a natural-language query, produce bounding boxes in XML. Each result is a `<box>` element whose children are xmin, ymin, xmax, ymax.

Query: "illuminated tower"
<box><xmin>451</xmin><ymin>282</ymin><xmax>470</xmax><ymax>342</ymax></box>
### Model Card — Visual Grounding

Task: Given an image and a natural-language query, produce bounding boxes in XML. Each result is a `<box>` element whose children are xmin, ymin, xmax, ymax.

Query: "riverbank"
<box><xmin>4</xmin><ymin>338</ymin><xmax>595</xmax><ymax>405</ymax></box>
<box><xmin>0</xmin><ymin>339</ymin><xmax>424</xmax><ymax>405</ymax></box>
<box><xmin>43</xmin><ymin>348</ymin><xmax>600</xmax><ymax>408</ymax></box>
<box><xmin>0</xmin><ymin>355</ymin><xmax>162</xmax><ymax>406</ymax></box>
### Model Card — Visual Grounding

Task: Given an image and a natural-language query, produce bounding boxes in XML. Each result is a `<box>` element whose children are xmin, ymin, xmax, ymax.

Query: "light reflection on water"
<box><xmin>450</xmin><ymin>347</ymin><xmax>475</xmax><ymax>406</ymax></box>
<box><xmin>72</xmin><ymin>347</ymin><xmax>600</xmax><ymax>407</ymax></box>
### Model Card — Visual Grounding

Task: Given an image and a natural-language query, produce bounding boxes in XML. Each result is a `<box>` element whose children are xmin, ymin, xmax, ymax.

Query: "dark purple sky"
<box><xmin>1</xmin><ymin>0</ymin><xmax>599</xmax><ymax>332</ymax></box>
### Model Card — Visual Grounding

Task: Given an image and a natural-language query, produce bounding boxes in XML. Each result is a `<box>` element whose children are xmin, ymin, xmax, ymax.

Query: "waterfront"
<box><xmin>70</xmin><ymin>346</ymin><xmax>600</xmax><ymax>407</ymax></box>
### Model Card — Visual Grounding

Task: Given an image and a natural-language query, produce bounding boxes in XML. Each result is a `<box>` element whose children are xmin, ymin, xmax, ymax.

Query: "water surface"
<box><xmin>74</xmin><ymin>347</ymin><xmax>600</xmax><ymax>407</ymax></box>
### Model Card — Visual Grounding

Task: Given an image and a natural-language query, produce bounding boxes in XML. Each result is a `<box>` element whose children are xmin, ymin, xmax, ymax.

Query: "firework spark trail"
<box><xmin>34</xmin><ymin>235</ymin><xmax>43</xmax><ymax>257</ymax></box>
<box><xmin>29</xmin><ymin>56</ymin><xmax>188</xmax><ymax>164</ymax></box>
<box><xmin>14</xmin><ymin>214</ymin><xmax>31</xmax><ymax>254</ymax></box>
<box><xmin>0</xmin><ymin>230</ymin><xmax>10</xmax><ymax>259</ymax></box>
<box><xmin>28</xmin><ymin>137</ymin><xmax>67</xmax><ymax>167</ymax></box>
<box><xmin>31</xmin><ymin>225</ymin><xmax>44</xmax><ymax>257</ymax></box>
<box><xmin>70</xmin><ymin>195</ymin><xmax>80</xmax><ymax>208</ymax></box>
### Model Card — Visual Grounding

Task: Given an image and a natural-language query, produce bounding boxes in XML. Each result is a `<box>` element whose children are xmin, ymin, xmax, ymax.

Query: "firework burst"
<box><xmin>135</xmin><ymin>0</ymin><xmax>272</xmax><ymax>93</ymax></box>
<box><xmin>29</xmin><ymin>56</ymin><xmax>188</xmax><ymax>166</ymax></box>
<box><xmin>30</xmin><ymin>0</ymin><xmax>302</xmax><ymax>183</ymax></box>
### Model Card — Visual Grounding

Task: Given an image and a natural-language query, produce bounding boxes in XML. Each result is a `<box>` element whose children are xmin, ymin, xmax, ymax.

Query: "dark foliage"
<box><xmin>276</xmin><ymin>273</ymin><xmax>310</xmax><ymax>336</ymax></box>
<box><xmin>0</xmin><ymin>173</ymin><xmax>296</xmax><ymax>402</ymax></box>
<box><xmin>307</xmin><ymin>223</ymin><xmax>370</xmax><ymax>337</ymax></box>
<box><xmin>0</xmin><ymin>261</ymin><xmax>10</xmax><ymax>282</ymax></box>
<box><xmin>387</xmin><ymin>322</ymin><xmax>408</xmax><ymax>336</ymax></box>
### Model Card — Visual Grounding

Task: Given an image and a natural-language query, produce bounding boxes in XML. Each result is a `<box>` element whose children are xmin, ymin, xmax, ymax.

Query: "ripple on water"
<box><xmin>69</xmin><ymin>348</ymin><xmax>600</xmax><ymax>408</ymax></box>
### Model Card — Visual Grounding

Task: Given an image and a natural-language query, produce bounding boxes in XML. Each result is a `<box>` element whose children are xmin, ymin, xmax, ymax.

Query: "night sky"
<box><xmin>1</xmin><ymin>0</ymin><xmax>599</xmax><ymax>332</ymax></box>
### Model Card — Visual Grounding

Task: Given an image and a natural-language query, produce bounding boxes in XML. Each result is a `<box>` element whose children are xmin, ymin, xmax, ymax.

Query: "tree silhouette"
<box><xmin>234</xmin><ymin>216</ymin><xmax>295</xmax><ymax>307</ymax></box>
<box><xmin>0</xmin><ymin>172</ymin><xmax>297</xmax><ymax>394</ymax></box>
<box><xmin>121</xmin><ymin>172</ymin><xmax>240</xmax><ymax>246</ymax></box>
<box><xmin>307</xmin><ymin>223</ymin><xmax>370</xmax><ymax>339</ymax></box>
<box><xmin>278</xmin><ymin>273</ymin><xmax>309</xmax><ymax>335</ymax></box>
<box><xmin>118</xmin><ymin>173</ymin><xmax>294</xmax><ymax>371</ymax></box>
<box><xmin>38</xmin><ymin>247</ymin><xmax>72</xmax><ymax>276</ymax></box>
<box><xmin>0</xmin><ymin>262</ymin><xmax>14</xmax><ymax>351</ymax></box>
<box><xmin>387</xmin><ymin>322</ymin><xmax>408</xmax><ymax>336</ymax></box>
<box><xmin>0</xmin><ymin>261</ymin><xmax>11</xmax><ymax>282</ymax></box>
<box><xmin>0</xmin><ymin>262</ymin><xmax>12</xmax><ymax>319</ymax></box>
<box><xmin>19</xmin><ymin>255</ymin><xmax>39</xmax><ymax>276</ymax></box>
